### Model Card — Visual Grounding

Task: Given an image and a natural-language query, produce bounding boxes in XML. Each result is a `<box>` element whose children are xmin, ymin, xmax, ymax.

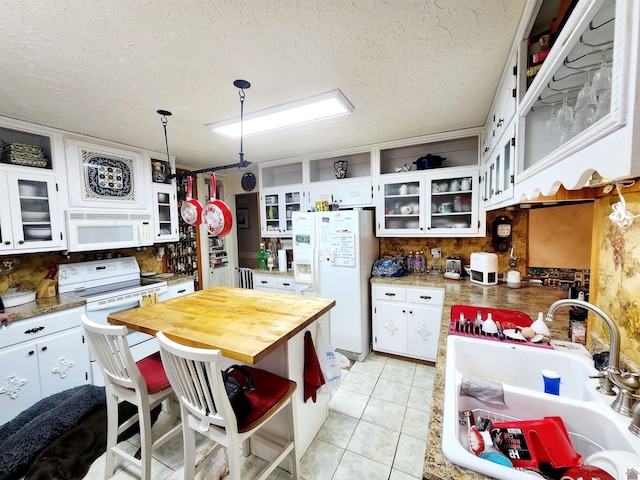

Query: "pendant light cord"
<box><xmin>239</xmin><ymin>87</ymin><xmax>245</xmax><ymax>166</ymax></box>
<box><xmin>157</xmin><ymin>109</ymin><xmax>174</xmax><ymax>176</ymax></box>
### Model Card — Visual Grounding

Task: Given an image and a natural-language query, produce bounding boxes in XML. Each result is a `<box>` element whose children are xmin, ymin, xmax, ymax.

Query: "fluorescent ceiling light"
<box><xmin>209</xmin><ymin>89</ymin><xmax>354</xmax><ymax>138</ymax></box>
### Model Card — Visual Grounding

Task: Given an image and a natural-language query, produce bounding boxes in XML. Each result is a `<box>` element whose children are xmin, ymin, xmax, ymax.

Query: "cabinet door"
<box><xmin>167</xmin><ymin>280</ymin><xmax>195</xmax><ymax>299</ymax></box>
<box><xmin>152</xmin><ymin>185</ymin><xmax>179</xmax><ymax>242</ymax></box>
<box><xmin>407</xmin><ymin>305</ymin><xmax>442</xmax><ymax>362</ymax></box>
<box><xmin>6</xmin><ymin>171</ymin><xmax>63</xmax><ymax>251</ymax></box>
<box><xmin>0</xmin><ymin>175</ymin><xmax>12</xmax><ymax>252</ymax></box>
<box><xmin>252</xmin><ymin>274</ymin><xmax>276</xmax><ymax>291</ymax></box>
<box><xmin>425</xmin><ymin>168</ymin><xmax>480</xmax><ymax>235</ymax></box>
<box><xmin>0</xmin><ymin>342</ymin><xmax>42</xmax><ymax>424</ymax></box>
<box><xmin>38</xmin><ymin>327</ymin><xmax>88</xmax><ymax>398</ymax></box>
<box><xmin>262</xmin><ymin>187</ymin><xmax>304</xmax><ymax>236</ymax></box>
<box><xmin>376</xmin><ymin>176</ymin><xmax>424</xmax><ymax>235</ymax></box>
<box><xmin>373</xmin><ymin>302</ymin><xmax>408</xmax><ymax>355</ymax></box>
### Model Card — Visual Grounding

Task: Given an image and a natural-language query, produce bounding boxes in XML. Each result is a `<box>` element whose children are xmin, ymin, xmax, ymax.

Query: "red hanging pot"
<box><xmin>180</xmin><ymin>176</ymin><xmax>203</xmax><ymax>226</ymax></box>
<box><xmin>202</xmin><ymin>172</ymin><xmax>233</xmax><ymax>236</ymax></box>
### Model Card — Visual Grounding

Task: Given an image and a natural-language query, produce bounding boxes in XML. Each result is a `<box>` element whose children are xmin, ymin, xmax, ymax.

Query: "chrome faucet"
<box><xmin>545</xmin><ymin>299</ymin><xmax>640</xmax><ymax>418</ymax></box>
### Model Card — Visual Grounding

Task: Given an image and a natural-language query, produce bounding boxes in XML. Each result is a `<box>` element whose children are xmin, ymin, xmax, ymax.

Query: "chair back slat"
<box><xmin>81</xmin><ymin>314</ymin><xmax>145</xmax><ymax>390</ymax></box>
<box><xmin>157</xmin><ymin>332</ymin><xmax>233</xmax><ymax>430</ymax></box>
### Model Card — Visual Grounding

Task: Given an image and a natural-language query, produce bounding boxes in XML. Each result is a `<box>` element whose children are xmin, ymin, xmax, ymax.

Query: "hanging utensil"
<box><xmin>180</xmin><ymin>176</ymin><xmax>203</xmax><ymax>226</ymax></box>
<box><xmin>201</xmin><ymin>172</ymin><xmax>233</xmax><ymax>236</ymax></box>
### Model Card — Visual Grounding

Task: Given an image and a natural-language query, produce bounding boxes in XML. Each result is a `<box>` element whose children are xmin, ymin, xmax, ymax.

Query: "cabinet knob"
<box><xmin>18</xmin><ymin>240</ymin><xmax>25</xmax><ymax>244</ymax></box>
<box><xmin>41</xmin><ymin>346</ymin><xmax>47</xmax><ymax>352</ymax></box>
<box><xmin>3</xmin><ymin>241</ymin><xmax>10</xmax><ymax>245</ymax></box>
<box><xmin>28</xmin><ymin>350</ymin><xmax>35</xmax><ymax>356</ymax></box>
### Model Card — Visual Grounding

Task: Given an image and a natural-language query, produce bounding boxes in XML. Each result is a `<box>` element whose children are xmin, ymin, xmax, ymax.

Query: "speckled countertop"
<box><xmin>147</xmin><ymin>273</ymin><xmax>195</xmax><ymax>286</ymax></box>
<box><xmin>251</xmin><ymin>268</ymin><xmax>294</xmax><ymax>277</ymax></box>
<box><xmin>1</xmin><ymin>294</ymin><xmax>86</xmax><ymax>321</ymax></box>
<box><xmin>370</xmin><ymin>274</ymin><xmax>570</xmax><ymax>480</ymax></box>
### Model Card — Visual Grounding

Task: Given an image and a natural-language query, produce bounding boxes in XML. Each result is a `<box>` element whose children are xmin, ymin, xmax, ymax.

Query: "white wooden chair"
<box><xmin>156</xmin><ymin>331</ymin><xmax>298</xmax><ymax>480</ymax></box>
<box><xmin>80</xmin><ymin>315</ymin><xmax>181</xmax><ymax>480</ymax></box>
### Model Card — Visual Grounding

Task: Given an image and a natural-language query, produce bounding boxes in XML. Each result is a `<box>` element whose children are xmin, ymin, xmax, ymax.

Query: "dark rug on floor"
<box><xmin>0</xmin><ymin>385</ymin><xmax>161</xmax><ymax>480</ymax></box>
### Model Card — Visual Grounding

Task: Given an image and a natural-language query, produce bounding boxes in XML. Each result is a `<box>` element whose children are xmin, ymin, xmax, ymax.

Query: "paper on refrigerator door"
<box><xmin>330</xmin><ymin>232</ymin><xmax>356</xmax><ymax>266</ymax></box>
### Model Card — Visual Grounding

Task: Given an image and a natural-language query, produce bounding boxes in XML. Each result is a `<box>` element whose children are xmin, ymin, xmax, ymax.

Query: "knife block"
<box><xmin>36</xmin><ymin>279</ymin><xmax>57</xmax><ymax>298</ymax></box>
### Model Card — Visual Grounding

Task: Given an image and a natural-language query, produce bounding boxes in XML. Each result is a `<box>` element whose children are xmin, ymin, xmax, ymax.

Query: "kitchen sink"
<box><xmin>442</xmin><ymin>335</ymin><xmax>640</xmax><ymax>479</ymax></box>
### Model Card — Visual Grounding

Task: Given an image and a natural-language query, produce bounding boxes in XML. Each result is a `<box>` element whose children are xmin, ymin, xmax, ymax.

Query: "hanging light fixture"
<box><xmin>233</xmin><ymin>79</ymin><xmax>251</xmax><ymax>168</ymax></box>
<box><xmin>157</xmin><ymin>109</ymin><xmax>174</xmax><ymax>177</ymax></box>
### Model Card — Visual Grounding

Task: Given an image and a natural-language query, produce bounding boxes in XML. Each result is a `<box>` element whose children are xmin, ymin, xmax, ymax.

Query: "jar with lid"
<box><xmin>406</xmin><ymin>252</ymin><xmax>414</xmax><ymax>273</ymax></box>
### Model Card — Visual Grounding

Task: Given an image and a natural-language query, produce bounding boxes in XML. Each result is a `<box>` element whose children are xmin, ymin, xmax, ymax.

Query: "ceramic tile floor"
<box><xmin>79</xmin><ymin>352</ymin><xmax>435</xmax><ymax>480</ymax></box>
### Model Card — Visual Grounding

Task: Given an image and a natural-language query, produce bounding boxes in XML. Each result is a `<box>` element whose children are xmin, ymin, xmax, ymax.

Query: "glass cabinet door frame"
<box><xmin>261</xmin><ymin>185</ymin><xmax>305</xmax><ymax>236</ymax></box>
<box><xmin>376</xmin><ymin>174</ymin><xmax>426</xmax><ymax>235</ymax></box>
<box><xmin>152</xmin><ymin>183</ymin><xmax>179</xmax><ymax>242</ymax></box>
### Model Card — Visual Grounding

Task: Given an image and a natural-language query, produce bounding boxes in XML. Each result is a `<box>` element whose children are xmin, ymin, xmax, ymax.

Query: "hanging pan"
<box><xmin>202</xmin><ymin>172</ymin><xmax>233</xmax><ymax>236</ymax></box>
<box><xmin>180</xmin><ymin>176</ymin><xmax>203</xmax><ymax>226</ymax></box>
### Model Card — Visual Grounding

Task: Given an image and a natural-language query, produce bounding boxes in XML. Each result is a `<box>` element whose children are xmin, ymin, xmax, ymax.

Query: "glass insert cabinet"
<box><xmin>376</xmin><ymin>167</ymin><xmax>480</xmax><ymax>237</ymax></box>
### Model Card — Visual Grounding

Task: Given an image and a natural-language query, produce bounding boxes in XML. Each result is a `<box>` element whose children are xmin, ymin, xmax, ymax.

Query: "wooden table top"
<box><xmin>107</xmin><ymin>286</ymin><xmax>335</xmax><ymax>364</ymax></box>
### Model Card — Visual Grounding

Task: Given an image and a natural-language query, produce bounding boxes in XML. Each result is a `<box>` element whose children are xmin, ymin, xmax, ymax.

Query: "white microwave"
<box><xmin>65</xmin><ymin>210</ymin><xmax>154</xmax><ymax>252</ymax></box>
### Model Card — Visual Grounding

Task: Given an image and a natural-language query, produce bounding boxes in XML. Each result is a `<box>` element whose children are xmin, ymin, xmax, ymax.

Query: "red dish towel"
<box><xmin>304</xmin><ymin>331</ymin><xmax>325</xmax><ymax>403</ymax></box>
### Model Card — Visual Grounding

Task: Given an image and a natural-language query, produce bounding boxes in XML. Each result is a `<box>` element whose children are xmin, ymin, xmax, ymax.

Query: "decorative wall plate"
<box><xmin>82</xmin><ymin>149</ymin><xmax>136</xmax><ymax>201</ymax></box>
<box><xmin>241</xmin><ymin>172</ymin><xmax>256</xmax><ymax>192</ymax></box>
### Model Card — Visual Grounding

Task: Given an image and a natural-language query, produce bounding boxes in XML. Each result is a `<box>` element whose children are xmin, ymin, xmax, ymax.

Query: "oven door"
<box><xmin>85</xmin><ymin>297</ymin><xmax>157</xmax><ymax>386</ymax></box>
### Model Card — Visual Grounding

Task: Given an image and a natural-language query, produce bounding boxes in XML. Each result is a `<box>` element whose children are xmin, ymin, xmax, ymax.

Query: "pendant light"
<box><xmin>157</xmin><ymin>109</ymin><xmax>174</xmax><ymax>177</ymax></box>
<box><xmin>233</xmin><ymin>79</ymin><xmax>256</xmax><ymax>190</ymax></box>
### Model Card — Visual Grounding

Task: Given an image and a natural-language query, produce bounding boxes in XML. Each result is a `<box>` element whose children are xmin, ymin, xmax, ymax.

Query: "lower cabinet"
<box><xmin>0</xmin><ymin>306</ymin><xmax>88</xmax><ymax>425</ymax></box>
<box><xmin>166</xmin><ymin>278</ymin><xmax>195</xmax><ymax>299</ymax></box>
<box><xmin>371</xmin><ymin>283</ymin><xmax>444</xmax><ymax>362</ymax></box>
<box><xmin>252</xmin><ymin>273</ymin><xmax>295</xmax><ymax>294</ymax></box>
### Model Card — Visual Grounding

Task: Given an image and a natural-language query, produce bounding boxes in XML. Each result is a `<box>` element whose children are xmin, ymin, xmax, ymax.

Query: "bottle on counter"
<box><xmin>407</xmin><ymin>251</ymin><xmax>414</xmax><ymax>273</ymax></box>
<box><xmin>258</xmin><ymin>242</ymin><xmax>267</xmax><ymax>270</ymax></box>
<box><xmin>414</xmin><ymin>251</ymin><xmax>425</xmax><ymax>273</ymax></box>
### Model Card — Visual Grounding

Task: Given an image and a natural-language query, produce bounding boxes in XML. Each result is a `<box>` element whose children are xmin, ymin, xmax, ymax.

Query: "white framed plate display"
<box><xmin>64</xmin><ymin>139</ymin><xmax>149</xmax><ymax>210</ymax></box>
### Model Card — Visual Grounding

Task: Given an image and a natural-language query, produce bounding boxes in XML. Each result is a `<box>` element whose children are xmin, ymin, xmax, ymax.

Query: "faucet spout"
<box><xmin>546</xmin><ymin>299</ymin><xmax>621</xmax><ymax>372</ymax></box>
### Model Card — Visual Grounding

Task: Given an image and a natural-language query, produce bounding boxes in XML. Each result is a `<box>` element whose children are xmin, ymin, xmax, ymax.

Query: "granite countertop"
<box><xmin>1</xmin><ymin>294</ymin><xmax>86</xmax><ymax>321</ymax></box>
<box><xmin>370</xmin><ymin>274</ymin><xmax>570</xmax><ymax>480</ymax></box>
<box><xmin>251</xmin><ymin>268</ymin><xmax>294</xmax><ymax>277</ymax></box>
<box><xmin>146</xmin><ymin>273</ymin><xmax>195</xmax><ymax>286</ymax></box>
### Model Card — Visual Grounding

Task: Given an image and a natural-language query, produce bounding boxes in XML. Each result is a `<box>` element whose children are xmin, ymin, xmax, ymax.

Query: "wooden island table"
<box><xmin>108</xmin><ymin>286</ymin><xmax>336</xmax><ymax>461</ymax></box>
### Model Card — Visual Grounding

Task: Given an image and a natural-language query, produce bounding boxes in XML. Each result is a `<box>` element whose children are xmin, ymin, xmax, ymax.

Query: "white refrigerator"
<box><xmin>292</xmin><ymin>209</ymin><xmax>378</xmax><ymax>361</ymax></box>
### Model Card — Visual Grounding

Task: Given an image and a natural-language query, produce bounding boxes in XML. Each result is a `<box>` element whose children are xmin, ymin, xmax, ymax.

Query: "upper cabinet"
<box><xmin>259</xmin><ymin>159</ymin><xmax>305</xmax><ymax>237</ymax></box>
<box><xmin>486</xmin><ymin>0</ymin><xmax>640</xmax><ymax>206</ymax></box>
<box><xmin>0</xmin><ymin>120</ymin><xmax>66</xmax><ymax>254</ymax></box>
<box><xmin>64</xmin><ymin>138</ymin><xmax>150</xmax><ymax>211</ymax></box>
<box><xmin>307</xmin><ymin>150</ymin><xmax>373</xmax><ymax>209</ymax></box>
<box><xmin>375</xmin><ymin>130</ymin><xmax>484</xmax><ymax>237</ymax></box>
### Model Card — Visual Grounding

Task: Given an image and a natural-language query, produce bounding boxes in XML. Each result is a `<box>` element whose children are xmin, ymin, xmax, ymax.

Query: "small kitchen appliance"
<box><xmin>470</xmin><ymin>252</ymin><xmax>498</xmax><ymax>285</ymax></box>
<box><xmin>445</xmin><ymin>256</ymin><xmax>463</xmax><ymax>275</ymax></box>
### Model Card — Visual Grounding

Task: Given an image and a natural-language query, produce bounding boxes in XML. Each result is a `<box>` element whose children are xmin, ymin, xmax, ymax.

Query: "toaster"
<box><xmin>470</xmin><ymin>252</ymin><xmax>498</xmax><ymax>285</ymax></box>
<box><xmin>445</xmin><ymin>256</ymin><xmax>463</xmax><ymax>275</ymax></box>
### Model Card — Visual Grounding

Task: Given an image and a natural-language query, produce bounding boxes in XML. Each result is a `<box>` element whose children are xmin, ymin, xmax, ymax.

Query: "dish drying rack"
<box><xmin>448</xmin><ymin>305</ymin><xmax>554</xmax><ymax>350</ymax></box>
<box><xmin>463</xmin><ymin>408</ymin><xmax>604</xmax><ymax>460</ymax></box>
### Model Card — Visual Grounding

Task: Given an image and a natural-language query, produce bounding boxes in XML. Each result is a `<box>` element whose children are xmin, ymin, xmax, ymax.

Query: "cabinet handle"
<box><xmin>260</xmin><ymin>280</ymin><xmax>268</xmax><ymax>284</ymax></box>
<box><xmin>419</xmin><ymin>295</ymin><xmax>432</xmax><ymax>300</ymax></box>
<box><xmin>384</xmin><ymin>292</ymin><xmax>396</xmax><ymax>297</ymax></box>
<box><xmin>41</xmin><ymin>346</ymin><xmax>47</xmax><ymax>352</ymax></box>
<box><xmin>497</xmin><ymin>118</ymin><xmax>504</xmax><ymax>127</ymax></box>
<box><xmin>177</xmin><ymin>289</ymin><xmax>186</xmax><ymax>294</ymax></box>
<box><xmin>282</xmin><ymin>282</ymin><xmax>290</xmax><ymax>286</ymax></box>
<box><xmin>25</xmin><ymin>326</ymin><xmax>45</xmax><ymax>334</ymax></box>
<box><xmin>409</xmin><ymin>310</ymin><xmax>413</xmax><ymax>315</ymax></box>
<box><xmin>18</xmin><ymin>240</ymin><xmax>24</xmax><ymax>244</ymax></box>
<box><xmin>28</xmin><ymin>350</ymin><xmax>35</xmax><ymax>356</ymax></box>
<box><xmin>402</xmin><ymin>309</ymin><xmax>406</xmax><ymax>313</ymax></box>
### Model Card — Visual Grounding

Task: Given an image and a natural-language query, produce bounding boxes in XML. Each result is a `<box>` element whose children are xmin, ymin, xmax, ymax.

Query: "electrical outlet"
<box><xmin>431</xmin><ymin>247</ymin><xmax>442</xmax><ymax>259</ymax></box>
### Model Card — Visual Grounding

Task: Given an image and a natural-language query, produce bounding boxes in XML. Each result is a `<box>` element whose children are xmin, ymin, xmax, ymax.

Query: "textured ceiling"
<box><xmin>0</xmin><ymin>0</ymin><xmax>527</xmax><ymax>171</ymax></box>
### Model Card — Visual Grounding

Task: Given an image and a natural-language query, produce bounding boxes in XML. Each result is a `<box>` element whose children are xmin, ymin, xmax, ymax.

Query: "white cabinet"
<box><xmin>0</xmin><ymin>171</ymin><xmax>64</xmax><ymax>253</ymax></box>
<box><xmin>152</xmin><ymin>184</ymin><xmax>179</xmax><ymax>242</ymax></box>
<box><xmin>376</xmin><ymin>167</ymin><xmax>483</xmax><ymax>237</ymax></box>
<box><xmin>307</xmin><ymin>150</ymin><xmax>374</xmax><ymax>208</ymax></box>
<box><xmin>510</xmin><ymin>0</ymin><xmax>640</xmax><ymax>198</ymax></box>
<box><xmin>482</xmin><ymin>120</ymin><xmax>516</xmax><ymax>208</ymax></box>
<box><xmin>261</xmin><ymin>187</ymin><xmax>304</xmax><ymax>237</ymax></box>
<box><xmin>166</xmin><ymin>279</ymin><xmax>195</xmax><ymax>299</ymax></box>
<box><xmin>253</xmin><ymin>273</ymin><xmax>295</xmax><ymax>294</ymax></box>
<box><xmin>0</xmin><ymin>306</ymin><xmax>88</xmax><ymax>425</ymax></box>
<box><xmin>371</xmin><ymin>284</ymin><xmax>443</xmax><ymax>362</ymax></box>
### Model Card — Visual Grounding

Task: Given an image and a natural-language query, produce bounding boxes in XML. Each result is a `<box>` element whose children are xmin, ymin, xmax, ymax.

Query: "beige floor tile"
<box><xmin>371</xmin><ymin>378</ymin><xmax>411</xmax><ymax>406</ymax></box>
<box><xmin>315</xmin><ymin>411</ymin><xmax>359</xmax><ymax>449</ymax></box>
<box><xmin>299</xmin><ymin>439</ymin><xmax>344</xmax><ymax>480</ymax></box>
<box><xmin>407</xmin><ymin>385</ymin><xmax>435</xmax><ymax>412</ymax></box>
<box><xmin>332</xmin><ymin>450</ymin><xmax>391</xmax><ymax>480</ymax></box>
<box><xmin>327</xmin><ymin>387</ymin><xmax>369</xmax><ymax>419</ymax></box>
<box><xmin>392</xmin><ymin>434</ymin><xmax>426</xmax><ymax>478</ymax></box>
<box><xmin>349</xmin><ymin>359</ymin><xmax>385</xmax><ymax>377</ymax></box>
<box><xmin>389</xmin><ymin>467</ymin><xmax>422</xmax><ymax>480</ymax></box>
<box><xmin>360</xmin><ymin>397</ymin><xmax>406</xmax><ymax>432</ymax></box>
<box><xmin>402</xmin><ymin>407</ymin><xmax>430</xmax><ymax>441</ymax></box>
<box><xmin>339</xmin><ymin>370</ymin><xmax>379</xmax><ymax>395</ymax></box>
<box><xmin>346</xmin><ymin>420</ymin><xmax>400</xmax><ymax>467</ymax></box>
<box><xmin>380</xmin><ymin>363</ymin><xmax>415</xmax><ymax>385</ymax></box>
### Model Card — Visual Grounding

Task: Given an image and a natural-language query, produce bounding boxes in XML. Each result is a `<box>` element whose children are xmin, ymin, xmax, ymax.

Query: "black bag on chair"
<box><xmin>222</xmin><ymin>365</ymin><xmax>255</xmax><ymax>424</ymax></box>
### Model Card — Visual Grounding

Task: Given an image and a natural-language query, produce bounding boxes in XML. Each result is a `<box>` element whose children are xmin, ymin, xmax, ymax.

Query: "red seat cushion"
<box><xmin>136</xmin><ymin>352</ymin><xmax>171</xmax><ymax>393</ymax></box>
<box><xmin>227</xmin><ymin>367</ymin><xmax>291</xmax><ymax>428</ymax></box>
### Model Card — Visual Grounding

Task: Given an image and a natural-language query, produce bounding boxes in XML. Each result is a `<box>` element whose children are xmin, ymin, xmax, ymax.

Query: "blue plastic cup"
<box><xmin>542</xmin><ymin>369</ymin><xmax>561</xmax><ymax>395</ymax></box>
